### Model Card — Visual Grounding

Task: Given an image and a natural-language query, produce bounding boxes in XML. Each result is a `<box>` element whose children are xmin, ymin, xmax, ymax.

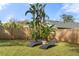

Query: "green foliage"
<box><xmin>40</xmin><ymin>23</ymin><xmax>55</xmax><ymax>40</ymax></box>
<box><xmin>25</xmin><ymin>3</ymin><xmax>56</xmax><ymax>41</ymax></box>
<box><xmin>0</xmin><ymin>20</ymin><xmax>2</xmax><ymax>26</ymax></box>
<box><xmin>61</xmin><ymin>14</ymin><xmax>75</xmax><ymax>23</ymax></box>
<box><xmin>3</xmin><ymin>21</ymin><xmax>23</xmax><ymax>29</ymax></box>
<box><xmin>25</xmin><ymin>3</ymin><xmax>49</xmax><ymax>23</ymax></box>
<box><xmin>2</xmin><ymin>19</ymin><xmax>23</xmax><ymax>40</ymax></box>
<box><xmin>31</xmin><ymin>31</ymin><xmax>40</xmax><ymax>41</ymax></box>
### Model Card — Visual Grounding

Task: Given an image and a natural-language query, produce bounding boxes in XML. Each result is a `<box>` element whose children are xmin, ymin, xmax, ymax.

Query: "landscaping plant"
<box><xmin>25</xmin><ymin>3</ymin><xmax>57</xmax><ymax>44</ymax></box>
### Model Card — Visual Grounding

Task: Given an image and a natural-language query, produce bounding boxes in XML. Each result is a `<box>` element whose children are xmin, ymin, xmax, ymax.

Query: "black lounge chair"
<box><xmin>40</xmin><ymin>39</ymin><xmax>56</xmax><ymax>49</ymax></box>
<box><xmin>27</xmin><ymin>39</ymin><xmax>42</xmax><ymax>47</ymax></box>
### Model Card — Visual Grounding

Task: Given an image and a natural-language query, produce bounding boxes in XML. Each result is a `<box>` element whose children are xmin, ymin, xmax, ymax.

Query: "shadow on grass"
<box><xmin>47</xmin><ymin>45</ymin><xmax>57</xmax><ymax>49</ymax></box>
<box><xmin>40</xmin><ymin>45</ymin><xmax>57</xmax><ymax>50</ymax></box>
<box><xmin>71</xmin><ymin>48</ymin><xmax>79</xmax><ymax>53</ymax></box>
<box><xmin>66</xmin><ymin>43</ymin><xmax>79</xmax><ymax>53</ymax></box>
<box><xmin>0</xmin><ymin>40</ymin><xmax>27</xmax><ymax>47</ymax></box>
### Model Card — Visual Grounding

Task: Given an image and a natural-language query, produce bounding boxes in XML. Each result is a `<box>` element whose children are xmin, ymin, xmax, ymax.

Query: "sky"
<box><xmin>0</xmin><ymin>3</ymin><xmax>79</xmax><ymax>23</ymax></box>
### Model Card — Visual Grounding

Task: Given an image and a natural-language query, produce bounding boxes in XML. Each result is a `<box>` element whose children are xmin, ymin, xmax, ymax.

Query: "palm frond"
<box><xmin>25</xmin><ymin>10</ymin><xmax>31</xmax><ymax>16</ymax></box>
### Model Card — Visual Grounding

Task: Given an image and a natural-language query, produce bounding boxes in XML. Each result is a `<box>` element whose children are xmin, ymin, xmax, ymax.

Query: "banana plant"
<box><xmin>40</xmin><ymin>23</ymin><xmax>55</xmax><ymax>41</ymax></box>
<box><xmin>25</xmin><ymin>3</ymin><xmax>51</xmax><ymax>41</ymax></box>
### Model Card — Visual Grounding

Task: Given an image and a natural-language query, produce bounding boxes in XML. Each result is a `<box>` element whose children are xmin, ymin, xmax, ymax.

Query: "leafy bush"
<box><xmin>40</xmin><ymin>23</ymin><xmax>55</xmax><ymax>41</ymax></box>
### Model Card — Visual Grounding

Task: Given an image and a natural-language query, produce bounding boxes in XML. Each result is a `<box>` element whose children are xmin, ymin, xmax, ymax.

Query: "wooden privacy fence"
<box><xmin>0</xmin><ymin>27</ymin><xmax>31</xmax><ymax>40</ymax></box>
<box><xmin>56</xmin><ymin>29</ymin><xmax>79</xmax><ymax>44</ymax></box>
<box><xmin>0</xmin><ymin>26</ymin><xmax>79</xmax><ymax>44</ymax></box>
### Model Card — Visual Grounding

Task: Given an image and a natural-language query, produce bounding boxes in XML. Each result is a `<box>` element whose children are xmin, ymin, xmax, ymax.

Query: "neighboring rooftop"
<box><xmin>46</xmin><ymin>20</ymin><xmax>79</xmax><ymax>29</ymax></box>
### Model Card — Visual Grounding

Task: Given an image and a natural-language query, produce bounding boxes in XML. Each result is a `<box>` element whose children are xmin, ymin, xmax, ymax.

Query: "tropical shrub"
<box><xmin>40</xmin><ymin>23</ymin><xmax>55</xmax><ymax>41</ymax></box>
<box><xmin>25</xmin><ymin>3</ymin><xmax>57</xmax><ymax>42</ymax></box>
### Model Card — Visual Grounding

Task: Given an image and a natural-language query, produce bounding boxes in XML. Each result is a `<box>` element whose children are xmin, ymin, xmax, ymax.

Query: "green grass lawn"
<box><xmin>0</xmin><ymin>40</ymin><xmax>79</xmax><ymax>56</ymax></box>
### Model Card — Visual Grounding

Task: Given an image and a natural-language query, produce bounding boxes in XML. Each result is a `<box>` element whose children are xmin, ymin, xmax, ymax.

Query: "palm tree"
<box><xmin>25</xmin><ymin>4</ymin><xmax>36</xmax><ymax>31</ymax></box>
<box><xmin>41</xmin><ymin>10</ymin><xmax>49</xmax><ymax>23</ymax></box>
<box><xmin>25</xmin><ymin>4</ymin><xmax>36</xmax><ymax>21</ymax></box>
<box><xmin>61</xmin><ymin>14</ymin><xmax>74</xmax><ymax>23</ymax></box>
<box><xmin>39</xmin><ymin>4</ymin><xmax>49</xmax><ymax>23</ymax></box>
<box><xmin>25</xmin><ymin>3</ymin><xmax>49</xmax><ymax>24</ymax></box>
<box><xmin>25</xmin><ymin>3</ymin><xmax>50</xmax><ymax>41</ymax></box>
